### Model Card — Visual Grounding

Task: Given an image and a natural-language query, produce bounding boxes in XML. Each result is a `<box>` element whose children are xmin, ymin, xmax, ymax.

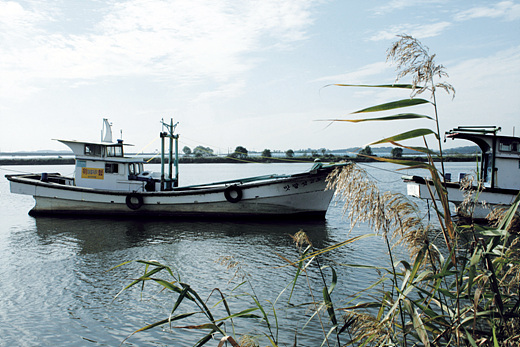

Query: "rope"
<box><xmin>131</xmin><ymin>136</ymin><xmax>160</xmax><ymax>158</ymax></box>
<box><xmin>223</xmin><ymin>155</ymin><xmax>320</xmax><ymax>164</ymax></box>
<box><xmin>357</xmin><ymin>162</ymin><xmax>407</xmax><ymax>183</ymax></box>
<box><xmin>0</xmin><ymin>166</ymin><xmax>35</xmax><ymax>174</ymax></box>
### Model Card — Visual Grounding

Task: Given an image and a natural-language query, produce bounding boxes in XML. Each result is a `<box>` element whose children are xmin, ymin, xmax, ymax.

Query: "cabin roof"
<box><xmin>446</xmin><ymin>126</ymin><xmax>519</xmax><ymax>153</ymax></box>
<box><xmin>54</xmin><ymin>139</ymin><xmax>134</xmax><ymax>146</ymax></box>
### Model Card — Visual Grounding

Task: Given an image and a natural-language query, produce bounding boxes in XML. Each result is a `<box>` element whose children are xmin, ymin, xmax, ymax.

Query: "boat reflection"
<box><xmin>33</xmin><ymin>216</ymin><xmax>333</xmax><ymax>255</ymax></box>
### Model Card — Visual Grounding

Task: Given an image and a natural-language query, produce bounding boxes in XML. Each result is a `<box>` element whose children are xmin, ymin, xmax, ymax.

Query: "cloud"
<box><xmin>373</xmin><ymin>0</ymin><xmax>447</xmax><ymax>15</ymax></box>
<box><xmin>438</xmin><ymin>46</ymin><xmax>520</xmax><ymax>128</ymax></box>
<box><xmin>316</xmin><ymin>62</ymin><xmax>390</xmax><ymax>84</ymax></box>
<box><xmin>450</xmin><ymin>45</ymin><xmax>520</xmax><ymax>90</ymax></box>
<box><xmin>368</xmin><ymin>22</ymin><xmax>452</xmax><ymax>41</ymax></box>
<box><xmin>454</xmin><ymin>1</ymin><xmax>520</xmax><ymax>21</ymax></box>
<box><xmin>0</xmin><ymin>0</ymin><xmax>316</xmax><ymax>100</ymax></box>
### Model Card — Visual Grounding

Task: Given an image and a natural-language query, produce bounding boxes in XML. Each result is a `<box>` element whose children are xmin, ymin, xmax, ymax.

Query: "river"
<box><xmin>0</xmin><ymin>162</ymin><xmax>476</xmax><ymax>346</ymax></box>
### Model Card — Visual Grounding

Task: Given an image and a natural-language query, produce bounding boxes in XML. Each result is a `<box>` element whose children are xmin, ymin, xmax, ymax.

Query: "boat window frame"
<box><xmin>498</xmin><ymin>139</ymin><xmax>519</xmax><ymax>153</ymax></box>
<box><xmin>128</xmin><ymin>163</ymin><xmax>142</xmax><ymax>176</ymax></box>
<box><xmin>106</xmin><ymin>145</ymin><xmax>123</xmax><ymax>157</ymax></box>
<box><xmin>499</xmin><ymin>142</ymin><xmax>511</xmax><ymax>152</ymax></box>
<box><xmin>84</xmin><ymin>144</ymin><xmax>102</xmax><ymax>157</ymax></box>
<box><xmin>105</xmin><ymin>162</ymin><xmax>119</xmax><ymax>174</ymax></box>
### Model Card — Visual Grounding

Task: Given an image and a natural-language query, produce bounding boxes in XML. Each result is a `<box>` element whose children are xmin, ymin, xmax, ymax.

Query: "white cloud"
<box><xmin>369</xmin><ymin>22</ymin><xmax>452</xmax><ymax>41</ymax></box>
<box><xmin>373</xmin><ymin>0</ymin><xmax>447</xmax><ymax>15</ymax></box>
<box><xmin>0</xmin><ymin>0</ymin><xmax>316</xmax><ymax>100</ymax></box>
<box><xmin>438</xmin><ymin>46</ymin><xmax>520</xmax><ymax>130</ymax></box>
<box><xmin>316</xmin><ymin>62</ymin><xmax>390</xmax><ymax>84</ymax></box>
<box><xmin>454</xmin><ymin>1</ymin><xmax>520</xmax><ymax>21</ymax></box>
<box><xmin>450</xmin><ymin>46</ymin><xmax>520</xmax><ymax>88</ymax></box>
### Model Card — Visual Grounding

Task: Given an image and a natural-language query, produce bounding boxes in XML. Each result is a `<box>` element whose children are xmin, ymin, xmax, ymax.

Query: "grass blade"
<box><xmin>369</xmin><ymin>128</ymin><xmax>437</xmax><ymax>145</ymax></box>
<box><xmin>352</xmin><ymin>99</ymin><xmax>430</xmax><ymax>114</ymax></box>
<box><xmin>330</xmin><ymin>83</ymin><xmax>421</xmax><ymax>89</ymax></box>
<box><xmin>322</xmin><ymin>113</ymin><xmax>433</xmax><ymax>123</ymax></box>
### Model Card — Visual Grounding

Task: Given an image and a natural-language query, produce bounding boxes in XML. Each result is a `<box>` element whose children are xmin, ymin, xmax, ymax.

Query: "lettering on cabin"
<box><xmin>81</xmin><ymin>168</ymin><xmax>104</xmax><ymax>180</ymax></box>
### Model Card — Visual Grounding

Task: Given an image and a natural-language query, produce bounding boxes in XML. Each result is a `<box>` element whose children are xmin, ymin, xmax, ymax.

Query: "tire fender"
<box><xmin>126</xmin><ymin>193</ymin><xmax>144</xmax><ymax>210</ymax></box>
<box><xmin>224</xmin><ymin>185</ymin><xmax>242</xmax><ymax>203</ymax></box>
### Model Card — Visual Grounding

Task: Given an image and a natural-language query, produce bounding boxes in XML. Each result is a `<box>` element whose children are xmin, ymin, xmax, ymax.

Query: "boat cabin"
<box><xmin>445</xmin><ymin>126</ymin><xmax>520</xmax><ymax>190</ymax></box>
<box><xmin>56</xmin><ymin>139</ymin><xmax>155</xmax><ymax>192</ymax></box>
<box><xmin>53</xmin><ymin>119</ymin><xmax>160</xmax><ymax>192</ymax></box>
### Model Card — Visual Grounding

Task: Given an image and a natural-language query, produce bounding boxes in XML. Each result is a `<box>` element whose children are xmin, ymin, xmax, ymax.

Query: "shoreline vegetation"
<box><xmin>0</xmin><ymin>153</ymin><xmax>480</xmax><ymax>166</ymax></box>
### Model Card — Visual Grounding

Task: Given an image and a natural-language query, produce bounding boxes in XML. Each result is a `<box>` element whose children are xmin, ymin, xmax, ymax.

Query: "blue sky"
<box><xmin>1</xmin><ymin>0</ymin><xmax>519</xmax><ymax>154</ymax></box>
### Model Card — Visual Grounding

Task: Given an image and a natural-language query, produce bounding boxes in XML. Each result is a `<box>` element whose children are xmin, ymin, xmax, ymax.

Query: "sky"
<box><xmin>1</xmin><ymin>0</ymin><xmax>519</xmax><ymax>154</ymax></box>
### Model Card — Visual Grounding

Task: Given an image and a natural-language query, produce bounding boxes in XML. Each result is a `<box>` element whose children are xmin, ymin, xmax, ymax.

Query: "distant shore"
<box><xmin>0</xmin><ymin>155</ymin><xmax>479</xmax><ymax>166</ymax></box>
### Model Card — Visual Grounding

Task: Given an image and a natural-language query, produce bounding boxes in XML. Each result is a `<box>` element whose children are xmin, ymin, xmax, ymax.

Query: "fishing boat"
<box><xmin>404</xmin><ymin>126</ymin><xmax>520</xmax><ymax>219</ymax></box>
<box><xmin>6</xmin><ymin>119</ymin><xmax>345</xmax><ymax>219</ymax></box>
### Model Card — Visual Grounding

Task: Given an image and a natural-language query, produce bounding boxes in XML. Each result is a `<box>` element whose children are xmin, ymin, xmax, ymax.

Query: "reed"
<box><xmin>322</xmin><ymin>34</ymin><xmax>520</xmax><ymax>346</ymax></box>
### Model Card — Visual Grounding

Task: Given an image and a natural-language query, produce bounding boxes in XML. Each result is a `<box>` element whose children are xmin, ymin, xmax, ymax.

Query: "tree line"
<box><xmin>182</xmin><ymin>145</ymin><xmax>405</xmax><ymax>159</ymax></box>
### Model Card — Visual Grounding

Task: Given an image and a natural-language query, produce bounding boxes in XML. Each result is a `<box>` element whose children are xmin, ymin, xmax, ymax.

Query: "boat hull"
<box><xmin>404</xmin><ymin>175</ymin><xmax>519</xmax><ymax>219</ymax></box>
<box><xmin>7</xmin><ymin>167</ymin><xmax>339</xmax><ymax>219</ymax></box>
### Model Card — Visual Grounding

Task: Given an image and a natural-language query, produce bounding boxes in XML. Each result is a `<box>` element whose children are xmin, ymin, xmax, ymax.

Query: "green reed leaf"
<box><xmin>323</xmin><ymin>113</ymin><xmax>433</xmax><ymax>123</ymax></box>
<box><xmin>352</xmin><ymin>99</ymin><xmax>430</xmax><ymax>114</ymax></box>
<box><xmin>388</xmin><ymin>141</ymin><xmax>438</xmax><ymax>155</ymax></box>
<box><xmin>215</xmin><ymin>307</ymin><xmax>261</xmax><ymax>321</ymax></box>
<box><xmin>404</xmin><ymin>299</ymin><xmax>430</xmax><ymax>347</ymax></box>
<box><xmin>323</xmin><ymin>284</ymin><xmax>338</xmax><ymax>326</ymax></box>
<box><xmin>330</xmin><ymin>83</ymin><xmax>421</xmax><ymax>89</ymax></box>
<box><xmin>369</xmin><ymin>128</ymin><xmax>437</xmax><ymax>145</ymax></box>
<box><xmin>497</xmin><ymin>192</ymin><xmax>520</xmax><ymax>230</ymax></box>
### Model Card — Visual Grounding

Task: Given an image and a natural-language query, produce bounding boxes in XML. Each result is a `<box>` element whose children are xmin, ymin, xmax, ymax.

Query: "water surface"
<box><xmin>0</xmin><ymin>162</ymin><xmax>476</xmax><ymax>346</ymax></box>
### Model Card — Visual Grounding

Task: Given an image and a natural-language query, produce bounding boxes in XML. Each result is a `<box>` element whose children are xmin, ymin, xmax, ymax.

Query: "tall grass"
<box><xmin>323</xmin><ymin>34</ymin><xmax>520</xmax><ymax>346</ymax></box>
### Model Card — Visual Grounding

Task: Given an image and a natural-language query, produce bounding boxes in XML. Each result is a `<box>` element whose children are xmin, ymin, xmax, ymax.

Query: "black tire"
<box><xmin>224</xmin><ymin>185</ymin><xmax>242</xmax><ymax>203</ymax></box>
<box><xmin>126</xmin><ymin>193</ymin><xmax>144</xmax><ymax>210</ymax></box>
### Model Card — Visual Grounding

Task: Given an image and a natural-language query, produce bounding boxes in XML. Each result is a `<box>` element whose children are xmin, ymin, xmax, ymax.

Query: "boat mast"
<box><xmin>160</xmin><ymin>118</ymin><xmax>179</xmax><ymax>191</ymax></box>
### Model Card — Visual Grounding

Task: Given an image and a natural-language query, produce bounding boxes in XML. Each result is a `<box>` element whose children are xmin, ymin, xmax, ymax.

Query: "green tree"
<box><xmin>193</xmin><ymin>145</ymin><xmax>214</xmax><ymax>157</ymax></box>
<box><xmin>390</xmin><ymin>147</ymin><xmax>403</xmax><ymax>158</ymax></box>
<box><xmin>285</xmin><ymin>149</ymin><xmax>294</xmax><ymax>158</ymax></box>
<box><xmin>261</xmin><ymin>149</ymin><xmax>271</xmax><ymax>158</ymax></box>
<box><xmin>182</xmin><ymin>146</ymin><xmax>191</xmax><ymax>156</ymax></box>
<box><xmin>358</xmin><ymin>145</ymin><xmax>373</xmax><ymax>157</ymax></box>
<box><xmin>233</xmin><ymin>146</ymin><xmax>248</xmax><ymax>159</ymax></box>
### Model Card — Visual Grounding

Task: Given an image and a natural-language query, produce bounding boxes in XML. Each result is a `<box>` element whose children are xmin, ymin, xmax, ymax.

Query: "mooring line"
<box><xmin>0</xmin><ymin>166</ymin><xmax>35</xmax><ymax>174</ymax></box>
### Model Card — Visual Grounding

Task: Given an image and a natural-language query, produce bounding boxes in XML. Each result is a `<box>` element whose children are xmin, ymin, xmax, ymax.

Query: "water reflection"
<box><xmin>33</xmin><ymin>216</ymin><xmax>333</xmax><ymax>255</ymax></box>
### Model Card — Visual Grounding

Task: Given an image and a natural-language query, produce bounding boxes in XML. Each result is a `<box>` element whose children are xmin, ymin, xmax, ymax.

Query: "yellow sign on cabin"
<box><xmin>81</xmin><ymin>168</ymin><xmax>104</xmax><ymax>179</ymax></box>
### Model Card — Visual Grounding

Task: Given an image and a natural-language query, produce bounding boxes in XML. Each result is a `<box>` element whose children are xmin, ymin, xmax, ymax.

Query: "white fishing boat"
<box><xmin>404</xmin><ymin>126</ymin><xmax>520</xmax><ymax>219</ymax></box>
<box><xmin>6</xmin><ymin>119</ymin><xmax>344</xmax><ymax>219</ymax></box>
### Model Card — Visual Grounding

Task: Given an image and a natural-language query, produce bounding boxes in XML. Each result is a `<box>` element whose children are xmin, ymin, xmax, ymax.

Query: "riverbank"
<box><xmin>0</xmin><ymin>154</ymin><xmax>479</xmax><ymax>166</ymax></box>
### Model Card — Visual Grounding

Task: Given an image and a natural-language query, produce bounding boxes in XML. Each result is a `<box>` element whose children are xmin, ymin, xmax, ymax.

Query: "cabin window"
<box><xmin>84</xmin><ymin>144</ymin><xmax>102</xmax><ymax>156</ymax></box>
<box><xmin>499</xmin><ymin>143</ymin><xmax>511</xmax><ymax>152</ymax></box>
<box><xmin>512</xmin><ymin>143</ymin><xmax>518</xmax><ymax>152</ymax></box>
<box><xmin>128</xmin><ymin>163</ymin><xmax>142</xmax><ymax>176</ymax></box>
<box><xmin>106</xmin><ymin>145</ymin><xmax>123</xmax><ymax>157</ymax></box>
<box><xmin>105</xmin><ymin>163</ymin><xmax>119</xmax><ymax>174</ymax></box>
